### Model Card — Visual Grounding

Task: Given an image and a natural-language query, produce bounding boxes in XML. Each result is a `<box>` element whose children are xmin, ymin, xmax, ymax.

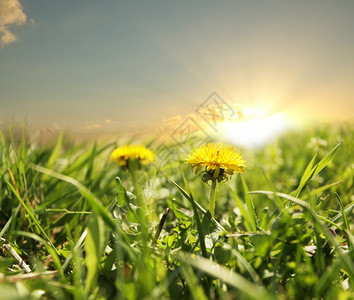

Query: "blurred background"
<box><xmin>1</xmin><ymin>0</ymin><xmax>353</xmax><ymax>143</ymax></box>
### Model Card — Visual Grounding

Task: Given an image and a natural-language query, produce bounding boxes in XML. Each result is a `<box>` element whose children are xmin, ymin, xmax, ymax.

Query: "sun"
<box><xmin>217</xmin><ymin>107</ymin><xmax>289</xmax><ymax>148</ymax></box>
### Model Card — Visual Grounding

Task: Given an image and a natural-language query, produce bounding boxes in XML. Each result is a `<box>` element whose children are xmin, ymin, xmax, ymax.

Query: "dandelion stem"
<box><xmin>209</xmin><ymin>180</ymin><xmax>217</xmax><ymax>218</ymax></box>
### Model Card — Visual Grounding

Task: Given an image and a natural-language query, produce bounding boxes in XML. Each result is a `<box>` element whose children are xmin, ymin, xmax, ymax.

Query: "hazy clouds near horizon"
<box><xmin>1</xmin><ymin>0</ymin><xmax>354</xmax><ymax>131</ymax></box>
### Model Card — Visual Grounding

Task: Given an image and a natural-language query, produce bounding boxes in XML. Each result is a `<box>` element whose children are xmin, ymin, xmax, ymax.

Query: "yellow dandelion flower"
<box><xmin>186</xmin><ymin>142</ymin><xmax>246</xmax><ymax>183</ymax></box>
<box><xmin>110</xmin><ymin>145</ymin><xmax>155</xmax><ymax>169</ymax></box>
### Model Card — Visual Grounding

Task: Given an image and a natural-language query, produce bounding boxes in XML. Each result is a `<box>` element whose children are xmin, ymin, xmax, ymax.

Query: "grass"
<box><xmin>0</xmin><ymin>121</ymin><xmax>353</xmax><ymax>299</ymax></box>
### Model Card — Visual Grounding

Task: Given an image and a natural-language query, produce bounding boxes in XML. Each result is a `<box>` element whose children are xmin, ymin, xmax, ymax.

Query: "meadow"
<box><xmin>0</xmin><ymin>121</ymin><xmax>353</xmax><ymax>299</ymax></box>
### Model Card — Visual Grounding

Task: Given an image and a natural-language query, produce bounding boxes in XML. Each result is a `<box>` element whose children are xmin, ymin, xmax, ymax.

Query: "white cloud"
<box><xmin>0</xmin><ymin>0</ymin><xmax>28</xmax><ymax>46</ymax></box>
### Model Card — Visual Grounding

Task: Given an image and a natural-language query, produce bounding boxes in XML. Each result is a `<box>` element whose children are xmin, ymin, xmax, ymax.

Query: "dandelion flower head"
<box><xmin>186</xmin><ymin>142</ymin><xmax>246</xmax><ymax>183</ymax></box>
<box><xmin>110</xmin><ymin>145</ymin><xmax>155</xmax><ymax>168</ymax></box>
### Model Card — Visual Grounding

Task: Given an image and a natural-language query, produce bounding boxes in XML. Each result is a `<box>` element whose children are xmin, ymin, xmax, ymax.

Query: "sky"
<box><xmin>0</xmin><ymin>0</ymin><xmax>354</xmax><ymax>133</ymax></box>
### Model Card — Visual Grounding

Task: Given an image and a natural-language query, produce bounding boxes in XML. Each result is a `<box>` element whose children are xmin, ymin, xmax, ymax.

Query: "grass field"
<box><xmin>0</xmin><ymin>121</ymin><xmax>353</xmax><ymax>299</ymax></box>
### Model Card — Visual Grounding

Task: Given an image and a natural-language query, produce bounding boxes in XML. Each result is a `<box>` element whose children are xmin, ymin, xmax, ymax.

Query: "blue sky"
<box><xmin>1</xmin><ymin>0</ymin><xmax>353</xmax><ymax>132</ymax></box>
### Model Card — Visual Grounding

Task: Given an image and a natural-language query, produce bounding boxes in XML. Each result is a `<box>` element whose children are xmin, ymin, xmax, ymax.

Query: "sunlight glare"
<box><xmin>218</xmin><ymin>109</ymin><xmax>289</xmax><ymax>148</ymax></box>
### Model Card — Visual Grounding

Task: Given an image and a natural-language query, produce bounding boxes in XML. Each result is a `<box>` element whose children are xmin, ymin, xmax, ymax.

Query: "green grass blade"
<box><xmin>314</xmin><ymin>260</ymin><xmax>341</xmax><ymax>296</ymax></box>
<box><xmin>228</xmin><ymin>186</ymin><xmax>253</xmax><ymax>232</ymax></box>
<box><xmin>85</xmin><ymin>141</ymin><xmax>96</xmax><ymax>181</ymax></box>
<box><xmin>32</xmin><ymin>164</ymin><xmax>117</xmax><ymax>231</ymax></box>
<box><xmin>177</xmin><ymin>252</ymin><xmax>271</xmax><ymax>300</ymax></box>
<box><xmin>222</xmin><ymin>242</ymin><xmax>263</xmax><ymax>285</ymax></box>
<box><xmin>170</xmin><ymin>179</ymin><xmax>207</xmax><ymax>257</ymax></box>
<box><xmin>180</xmin><ymin>265</ymin><xmax>208</xmax><ymax>300</ymax></box>
<box><xmin>46</xmin><ymin>131</ymin><xmax>63</xmax><ymax>170</ymax></box>
<box><xmin>345</xmin><ymin>229</ymin><xmax>354</xmax><ymax>254</ymax></box>
<box><xmin>331</xmin><ymin>203</ymin><xmax>354</xmax><ymax>223</ymax></box>
<box><xmin>14</xmin><ymin>230</ymin><xmax>64</xmax><ymax>280</ymax></box>
<box><xmin>61</xmin><ymin>229</ymin><xmax>87</xmax><ymax>272</ymax></box>
<box><xmin>293</xmin><ymin>152</ymin><xmax>317</xmax><ymax>197</ymax></box>
<box><xmin>6</xmin><ymin>180</ymin><xmax>58</xmax><ymax>254</ymax></box>
<box><xmin>300</xmin><ymin>181</ymin><xmax>342</xmax><ymax>200</ymax></box>
<box><xmin>240</xmin><ymin>175</ymin><xmax>257</xmax><ymax>231</ymax></box>
<box><xmin>85</xmin><ymin>213</ymin><xmax>106</xmax><ymax>294</ymax></box>
<box><xmin>0</xmin><ymin>204</ymin><xmax>21</xmax><ymax>239</ymax></box>
<box><xmin>250</xmin><ymin>190</ymin><xmax>354</xmax><ymax>279</ymax></box>
<box><xmin>317</xmin><ymin>215</ymin><xmax>342</xmax><ymax>230</ymax></box>
<box><xmin>335</xmin><ymin>192</ymin><xmax>352</xmax><ymax>252</ymax></box>
<box><xmin>312</xmin><ymin>141</ymin><xmax>341</xmax><ymax>177</ymax></box>
<box><xmin>334</xmin><ymin>193</ymin><xmax>349</xmax><ymax>231</ymax></box>
<box><xmin>293</xmin><ymin>142</ymin><xmax>341</xmax><ymax>197</ymax></box>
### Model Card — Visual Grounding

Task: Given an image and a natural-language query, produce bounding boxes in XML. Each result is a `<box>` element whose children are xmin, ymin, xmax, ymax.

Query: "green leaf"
<box><xmin>202</xmin><ymin>210</ymin><xmax>223</xmax><ymax>249</ymax></box>
<box><xmin>167</xmin><ymin>233</ymin><xmax>177</xmax><ymax>248</ymax></box>
<box><xmin>250</xmin><ymin>233</ymin><xmax>271</xmax><ymax>258</ymax></box>
<box><xmin>171</xmin><ymin>199</ymin><xmax>189</xmax><ymax>220</ymax></box>
<box><xmin>115</xmin><ymin>177</ymin><xmax>136</xmax><ymax>206</ymax></box>
<box><xmin>201</xmin><ymin>210</ymin><xmax>212</xmax><ymax>235</ymax></box>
